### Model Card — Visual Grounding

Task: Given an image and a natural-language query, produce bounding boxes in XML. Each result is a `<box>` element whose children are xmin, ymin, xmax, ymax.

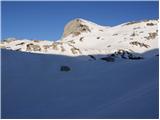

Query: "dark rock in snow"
<box><xmin>88</xmin><ymin>55</ymin><xmax>96</xmax><ymax>60</ymax></box>
<box><xmin>100</xmin><ymin>56</ymin><xmax>115</xmax><ymax>62</ymax></box>
<box><xmin>60</xmin><ymin>66</ymin><xmax>71</xmax><ymax>72</ymax></box>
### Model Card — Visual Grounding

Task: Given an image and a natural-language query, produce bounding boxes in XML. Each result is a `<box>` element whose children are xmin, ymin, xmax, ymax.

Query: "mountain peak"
<box><xmin>62</xmin><ymin>18</ymin><xmax>92</xmax><ymax>38</ymax></box>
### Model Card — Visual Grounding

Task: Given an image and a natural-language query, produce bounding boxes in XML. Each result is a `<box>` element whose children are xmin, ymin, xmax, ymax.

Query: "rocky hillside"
<box><xmin>0</xmin><ymin>18</ymin><xmax>158</xmax><ymax>60</ymax></box>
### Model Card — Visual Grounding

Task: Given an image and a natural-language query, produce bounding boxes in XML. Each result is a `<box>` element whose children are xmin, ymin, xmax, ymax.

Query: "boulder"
<box><xmin>60</xmin><ymin>66</ymin><xmax>71</xmax><ymax>72</ymax></box>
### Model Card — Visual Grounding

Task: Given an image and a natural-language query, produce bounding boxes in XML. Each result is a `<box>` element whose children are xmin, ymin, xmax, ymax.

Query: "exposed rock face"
<box><xmin>113</xmin><ymin>49</ymin><xmax>143</xmax><ymax>60</ymax></box>
<box><xmin>26</xmin><ymin>43</ymin><xmax>41</xmax><ymax>51</ymax></box>
<box><xmin>51</xmin><ymin>43</ymin><xmax>59</xmax><ymax>50</ymax></box>
<box><xmin>100</xmin><ymin>56</ymin><xmax>115</xmax><ymax>62</ymax></box>
<box><xmin>88</xmin><ymin>55</ymin><xmax>96</xmax><ymax>60</ymax></box>
<box><xmin>99</xmin><ymin>49</ymin><xmax>144</xmax><ymax>61</ymax></box>
<box><xmin>16</xmin><ymin>42</ymin><xmax>25</xmax><ymax>46</ymax></box>
<box><xmin>130</xmin><ymin>41</ymin><xmax>150</xmax><ymax>48</ymax></box>
<box><xmin>148</xmin><ymin>32</ymin><xmax>158</xmax><ymax>40</ymax></box>
<box><xmin>62</xmin><ymin>18</ymin><xmax>91</xmax><ymax>38</ymax></box>
<box><xmin>70</xmin><ymin>47</ymin><xmax>81</xmax><ymax>54</ymax></box>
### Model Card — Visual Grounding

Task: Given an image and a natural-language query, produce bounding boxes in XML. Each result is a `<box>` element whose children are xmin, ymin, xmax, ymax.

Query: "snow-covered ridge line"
<box><xmin>0</xmin><ymin>18</ymin><xmax>158</xmax><ymax>59</ymax></box>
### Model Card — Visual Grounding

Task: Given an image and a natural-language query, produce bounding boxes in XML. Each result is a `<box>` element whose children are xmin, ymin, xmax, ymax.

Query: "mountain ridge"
<box><xmin>0</xmin><ymin>18</ymin><xmax>158</xmax><ymax>59</ymax></box>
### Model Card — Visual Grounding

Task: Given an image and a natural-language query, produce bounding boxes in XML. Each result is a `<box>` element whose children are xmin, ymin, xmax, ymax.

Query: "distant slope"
<box><xmin>1</xmin><ymin>49</ymin><xmax>159</xmax><ymax>118</ymax></box>
<box><xmin>0</xmin><ymin>19</ymin><xmax>158</xmax><ymax>57</ymax></box>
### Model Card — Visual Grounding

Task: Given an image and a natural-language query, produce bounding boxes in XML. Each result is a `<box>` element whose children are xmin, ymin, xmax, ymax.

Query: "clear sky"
<box><xmin>2</xmin><ymin>1</ymin><xmax>159</xmax><ymax>41</ymax></box>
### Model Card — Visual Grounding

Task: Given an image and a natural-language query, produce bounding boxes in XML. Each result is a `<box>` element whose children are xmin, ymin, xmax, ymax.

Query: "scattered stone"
<box><xmin>130</xmin><ymin>41</ymin><xmax>150</xmax><ymax>48</ymax></box>
<box><xmin>61</xmin><ymin>46</ymin><xmax>65</xmax><ymax>52</ymax></box>
<box><xmin>112</xmin><ymin>33</ymin><xmax>118</xmax><ymax>36</ymax></box>
<box><xmin>144</xmin><ymin>32</ymin><xmax>157</xmax><ymax>40</ymax></box>
<box><xmin>139</xmin><ymin>31</ymin><xmax>144</xmax><ymax>33</ymax></box>
<box><xmin>97</xmin><ymin>37</ymin><xmax>100</xmax><ymax>39</ymax></box>
<box><xmin>60</xmin><ymin>66</ymin><xmax>71</xmax><ymax>72</ymax></box>
<box><xmin>88</xmin><ymin>55</ymin><xmax>96</xmax><ymax>60</ymax></box>
<box><xmin>125</xmin><ymin>21</ymin><xmax>139</xmax><ymax>25</ymax></box>
<box><xmin>52</xmin><ymin>43</ymin><xmax>59</xmax><ymax>50</ymax></box>
<box><xmin>16</xmin><ymin>42</ymin><xmax>25</xmax><ymax>46</ymax></box>
<box><xmin>146</xmin><ymin>23</ymin><xmax>154</xmax><ymax>26</ymax></box>
<box><xmin>79</xmin><ymin>37</ymin><xmax>84</xmax><ymax>42</ymax></box>
<box><xmin>99</xmin><ymin>29</ymin><xmax>103</xmax><ymax>32</ymax></box>
<box><xmin>43</xmin><ymin>45</ymin><xmax>51</xmax><ymax>49</ymax></box>
<box><xmin>73</xmin><ymin>32</ymin><xmax>81</xmax><ymax>36</ymax></box>
<box><xmin>133</xmin><ymin>27</ymin><xmax>141</xmax><ymax>30</ymax></box>
<box><xmin>15</xmin><ymin>48</ymin><xmax>21</xmax><ymax>51</ymax></box>
<box><xmin>113</xmin><ymin>49</ymin><xmax>143</xmax><ymax>60</ymax></box>
<box><xmin>26</xmin><ymin>43</ymin><xmax>41</xmax><ymax>51</ymax></box>
<box><xmin>100</xmin><ymin>56</ymin><xmax>115</xmax><ymax>62</ymax></box>
<box><xmin>33</xmin><ymin>40</ymin><xmax>40</xmax><ymax>42</ymax></box>
<box><xmin>131</xmin><ymin>32</ymin><xmax>136</xmax><ymax>37</ymax></box>
<box><xmin>70</xmin><ymin>47</ymin><xmax>81</xmax><ymax>54</ymax></box>
<box><xmin>128</xmin><ymin>55</ymin><xmax>143</xmax><ymax>60</ymax></box>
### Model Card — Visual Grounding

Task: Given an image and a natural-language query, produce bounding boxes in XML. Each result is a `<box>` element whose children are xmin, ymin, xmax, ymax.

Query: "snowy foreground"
<box><xmin>1</xmin><ymin>18</ymin><xmax>159</xmax><ymax>118</ymax></box>
<box><xmin>1</xmin><ymin>49</ymin><xmax>159</xmax><ymax>118</ymax></box>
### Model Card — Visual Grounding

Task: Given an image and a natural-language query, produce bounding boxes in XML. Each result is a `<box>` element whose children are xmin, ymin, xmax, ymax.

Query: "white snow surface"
<box><xmin>1</xmin><ymin>49</ymin><xmax>158</xmax><ymax>118</ymax></box>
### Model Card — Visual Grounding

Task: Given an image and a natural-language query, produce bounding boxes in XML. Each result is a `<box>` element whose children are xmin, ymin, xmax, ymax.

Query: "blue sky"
<box><xmin>2</xmin><ymin>1</ymin><xmax>159</xmax><ymax>41</ymax></box>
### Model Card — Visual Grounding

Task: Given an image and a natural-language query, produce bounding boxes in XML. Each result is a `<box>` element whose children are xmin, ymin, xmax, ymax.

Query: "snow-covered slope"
<box><xmin>1</xmin><ymin>49</ymin><xmax>159</xmax><ymax>118</ymax></box>
<box><xmin>1</xmin><ymin>18</ymin><xmax>159</xmax><ymax>118</ymax></box>
<box><xmin>1</xmin><ymin>18</ymin><xmax>158</xmax><ymax>58</ymax></box>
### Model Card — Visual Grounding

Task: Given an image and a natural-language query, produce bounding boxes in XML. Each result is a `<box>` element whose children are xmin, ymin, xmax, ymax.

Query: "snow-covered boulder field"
<box><xmin>1</xmin><ymin>18</ymin><xmax>159</xmax><ymax>118</ymax></box>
